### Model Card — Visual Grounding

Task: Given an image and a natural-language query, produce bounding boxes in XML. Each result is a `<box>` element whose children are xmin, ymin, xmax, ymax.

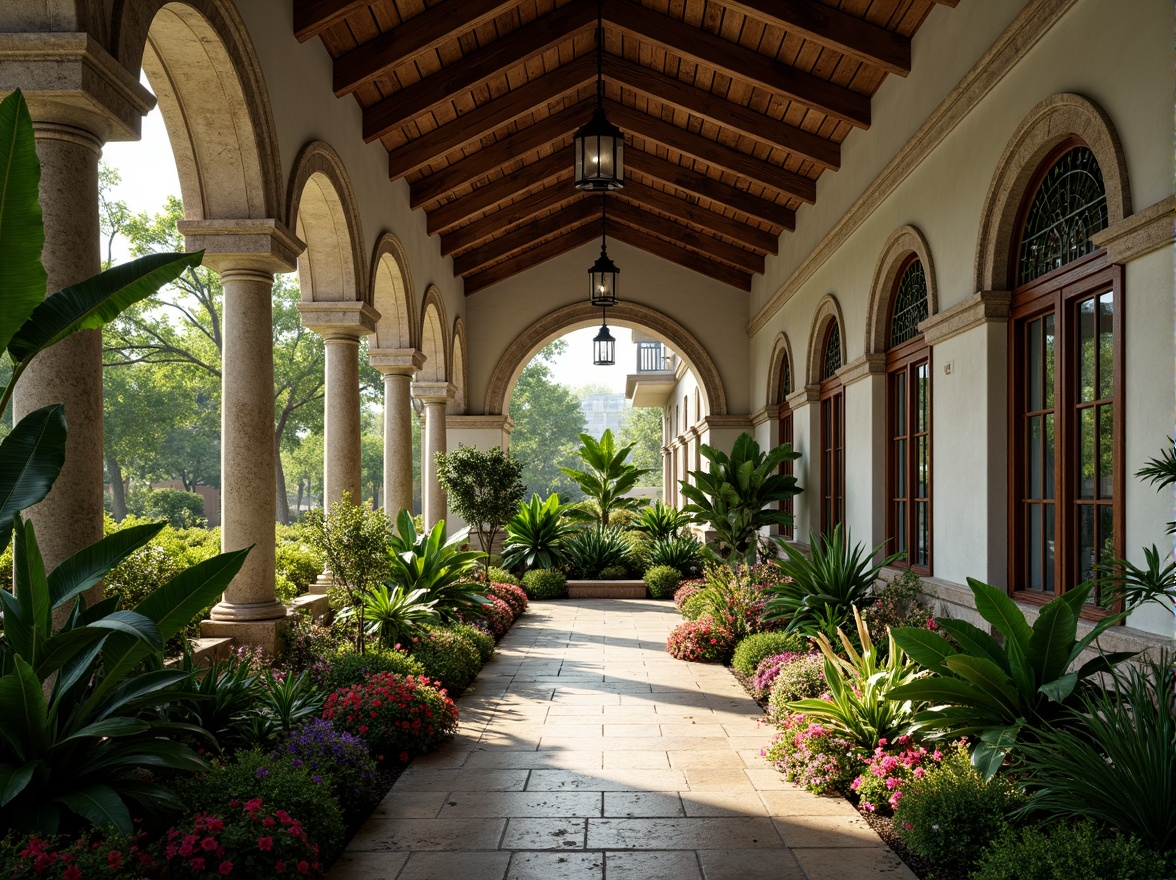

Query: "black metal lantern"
<box><xmin>588</xmin><ymin>196</ymin><xmax>619</xmax><ymax>307</ymax></box>
<box><xmin>593</xmin><ymin>311</ymin><xmax>615</xmax><ymax>366</ymax></box>
<box><xmin>573</xmin><ymin>0</ymin><xmax>623</xmax><ymax>191</ymax></box>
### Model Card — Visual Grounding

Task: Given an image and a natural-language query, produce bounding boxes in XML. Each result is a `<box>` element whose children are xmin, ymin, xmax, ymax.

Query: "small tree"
<box><xmin>436</xmin><ymin>445</ymin><xmax>526</xmax><ymax>574</ymax></box>
<box><xmin>308</xmin><ymin>492</ymin><xmax>392</xmax><ymax>653</ymax></box>
<box><xmin>560</xmin><ymin>429</ymin><xmax>649</xmax><ymax>527</ymax></box>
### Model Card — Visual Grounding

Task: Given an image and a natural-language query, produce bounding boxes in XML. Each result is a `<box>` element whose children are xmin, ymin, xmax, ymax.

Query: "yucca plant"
<box><xmin>563</xmin><ymin>525</ymin><xmax>634</xmax><ymax>579</ymax></box>
<box><xmin>631</xmin><ymin>501</ymin><xmax>689</xmax><ymax>539</ymax></box>
<box><xmin>386</xmin><ymin>509</ymin><xmax>488</xmax><ymax>621</ymax></box>
<box><xmin>644</xmin><ymin>533</ymin><xmax>704</xmax><ymax>577</ymax></box>
<box><xmin>560</xmin><ymin>429</ymin><xmax>649</xmax><ymax>527</ymax></box>
<box><xmin>355</xmin><ymin>584</ymin><xmax>440</xmax><ymax>649</ymax></box>
<box><xmin>501</xmin><ymin>493</ymin><xmax>577</xmax><ymax>573</ymax></box>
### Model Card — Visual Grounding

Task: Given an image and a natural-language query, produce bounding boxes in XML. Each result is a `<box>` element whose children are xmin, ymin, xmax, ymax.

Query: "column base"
<box><xmin>200</xmin><ymin>614</ymin><xmax>291</xmax><ymax>657</ymax></box>
<box><xmin>209</xmin><ymin>598</ymin><xmax>288</xmax><ymax>622</ymax></box>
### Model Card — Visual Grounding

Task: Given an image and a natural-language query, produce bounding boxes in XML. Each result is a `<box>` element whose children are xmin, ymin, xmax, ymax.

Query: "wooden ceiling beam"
<box><xmin>720</xmin><ymin>0</ymin><xmax>910</xmax><ymax>77</ymax></box>
<box><xmin>426</xmin><ymin>151</ymin><xmax>570</xmax><ymax>235</ymax></box>
<box><xmin>388</xmin><ymin>56</ymin><xmax>595</xmax><ymax>181</ymax></box>
<box><xmin>453</xmin><ymin>198</ymin><xmax>598</xmax><ymax>277</ymax></box>
<box><xmin>604</xmin><ymin>56</ymin><xmax>839</xmax><ymax>171</ymax></box>
<box><xmin>603</xmin><ymin>0</ymin><xmax>870</xmax><ymax>129</ymax></box>
<box><xmin>616</xmin><ymin>181</ymin><xmax>778</xmax><ymax>255</ymax></box>
<box><xmin>464</xmin><ymin>224</ymin><xmax>600</xmax><ymax>295</ymax></box>
<box><xmin>608</xmin><ymin>224</ymin><xmax>753</xmax><ymax>291</ymax></box>
<box><xmin>608</xmin><ymin>199</ymin><xmax>764</xmax><ymax>274</ymax></box>
<box><xmin>293</xmin><ymin>0</ymin><xmax>369</xmax><ymax>43</ymax></box>
<box><xmin>362</xmin><ymin>2</ymin><xmax>596</xmax><ymax>142</ymax></box>
<box><xmin>441</xmin><ymin>186</ymin><xmax>580</xmax><ymax>256</ymax></box>
<box><xmin>410</xmin><ymin>99</ymin><xmax>592</xmax><ymax>206</ymax></box>
<box><xmin>625</xmin><ymin>150</ymin><xmax>794</xmax><ymax>230</ymax></box>
<box><xmin>609</xmin><ymin>103</ymin><xmax>817</xmax><ymax>204</ymax></box>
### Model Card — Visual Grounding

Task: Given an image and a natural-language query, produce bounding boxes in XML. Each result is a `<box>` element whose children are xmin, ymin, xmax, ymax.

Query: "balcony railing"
<box><xmin>636</xmin><ymin>340</ymin><xmax>675</xmax><ymax>373</ymax></box>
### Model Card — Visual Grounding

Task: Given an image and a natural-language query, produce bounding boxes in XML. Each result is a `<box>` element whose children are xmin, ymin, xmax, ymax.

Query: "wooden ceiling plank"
<box><xmin>426</xmin><ymin>151</ymin><xmax>571</xmax><ymax>235</ymax></box>
<box><xmin>608</xmin><ymin>199</ymin><xmax>764</xmax><ymax>274</ymax></box>
<box><xmin>453</xmin><ymin>199</ymin><xmax>598</xmax><ymax>276</ymax></box>
<box><xmin>464</xmin><ymin>224</ymin><xmax>600</xmax><ymax>294</ymax></box>
<box><xmin>410</xmin><ymin>99</ymin><xmax>592</xmax><ymax>205</ymax></box>
<box><xmin>440</xmin><ymin>186</ymin><xmax>580</xmax><ymax>256</ymax></box>
<box><xmin>604</xmin><ymin>55</ymin><xmax>840</xmax><ymax>170</ymax></box>
<box><xmin>625</xmin><ymin>149</ymin><xmax>794</xmax><ymax>229</ymax></box>
<box><xmin>609</xmin><ymin>102</ymin><xmax>817</xmax><ymax>203</ymax></box>
<box><xmin>616</xmin><ymin>180</ymin><xmax>778</xmax><ymax>254</ymax></box>
<box><xmin>721</xmin><ymin>0</ymin><xmax>911</xmax><ymax>76</ymax></box>
<box><xmin>293</xmin><ymin>0</ymin><xmax>370</xmax><ymax>43</ymax></box>
<box><xmin>361</xmin><ymin>2</ymin><xmax>596</xmax><ymax>142</ymax></box>
<box><xmin>608</xmin><ymin>223</ymin><xmax>753</xmax><ymax>291</ymax></box>
<box><xmin>603</xmin><ymin>0</ymin><xmax>871</xmax><ymax>129</ymax></box>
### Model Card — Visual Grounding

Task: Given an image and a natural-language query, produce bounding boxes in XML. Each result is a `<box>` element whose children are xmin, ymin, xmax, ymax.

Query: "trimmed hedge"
<box><xmin>731</xmin><ymin>631</ymin><xmax>808</xmax><ymax>677</ymax></box>
<box><xmin>521</xmin><ymin>568</ymin><xmax>567</xmax><ymax>600</ymax></box>
<box><xmin>644</xmin><ymin>565</ymin><xmax>682</xmax><ymax>599</ymax></box>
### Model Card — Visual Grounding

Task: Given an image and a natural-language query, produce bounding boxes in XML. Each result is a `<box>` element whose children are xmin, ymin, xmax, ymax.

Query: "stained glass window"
<box><xmin>822</xmin><ymin>323</ymin><xmax>841</xmax><ymax>381</ymax></box>
<box><xmin>779</xmin><ymin>358</ymin><xmax>791</xmax><ymax>401</ymax></box>
<box><xmin>890</xmin><ymin>260</ymin><xmax>928</xmax><ymax>347</ymax></box>
<box><xmin>1018</xmin><ymin>147</ymin><xmax>1108</xmax><ymax>286</ymax></box>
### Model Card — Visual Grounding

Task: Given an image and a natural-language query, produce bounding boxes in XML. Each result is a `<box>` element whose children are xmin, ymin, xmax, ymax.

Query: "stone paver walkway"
<box><xmin>330</xmin><ymin>599</ymin><xmax>915</xmax><ymax>880</ymax></box>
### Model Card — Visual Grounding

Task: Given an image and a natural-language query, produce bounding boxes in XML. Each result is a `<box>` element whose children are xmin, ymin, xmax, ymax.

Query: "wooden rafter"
<box><xmin>609</xmin><ymin>224</ymin><xmax>753</xmax><ymax>291</ymax></box>
<box><xmin>453</xmin><ymin>199</ymin><xmax>598</xmax><ymax>277</ymax></box>
<box><xmin>615</xmin><ymin>181</ymin><xmax>778</xmax><ymax>255</ymax></box>
<box><xmin>464</xmin><ymin>223</ymin><xmax>601</xmax><ymax>295</ymax></box>
<box><xmin>387</xmin><ymin>56</ymin><xmax>596</xmax><ymax>181</ymax></box>
<box><xmin>721</xmin><ymin>0</ymin><xmax>911</xmax><ymax>77</ymax></box>
<box><xmin>292</xmin><ymin>0</ymin><xmax>368</xmax><ymax>43</ymax></box>
<box><xmin>603</xmin><ymin>0</ymin><xmax>871</xmax><ymax>129</ymax></box>
<box><xmin>440</xmin><ymin>186</ymin><xmax>581</xmax><ymax>257</ymax></box>
<box><xmin>361</xmin><ymin>2</ymin><xmax>596</xmax><ymax>143</ymax></box>
<box><xmin>608</xmin><ymin>199</ymin><xmax>764</xmax><ymax>274</ymax></box>
<box><xmin>604</xmin><ymin>56</ymin><xmax>840</xmax><ymax>171</ymax></box>
<box><xmin>426</xmin><ymin>151</ymin><xmax>570</xmax><ymax>236</ymax></box>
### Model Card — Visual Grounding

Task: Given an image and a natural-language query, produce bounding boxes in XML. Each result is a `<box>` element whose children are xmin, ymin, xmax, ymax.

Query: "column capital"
<box><xmin>839</xmin><ymin>353</ymin><xmax>887</xmax><ymax>386</ymax></box>
<box><xmin>411</xmin><ymin>381</ymin><xmax>456</xmax><ymax>405</ymax></box>
<box><xmin>786</xmin><ymin>384</ymin><xmax>821</xmax><ymax>409</ymax></box>
<box><xmin>0</xmin><ymin>33</ymin><xmax>154</xmax><ymax>142</ymax></box>
<box><xmin>177</xmin><ymin>219</ymin><xmax>304</xmax><ymax>275</ymax></box>
<box><xmin>370</xmin><ymin>347</ymin><xmax>426</xmax><ymax>376</ymax></box>
<box><xmin>297</xmin><ymin>301</ymin><xmax>379</xmax><ymax>339</ymax></box>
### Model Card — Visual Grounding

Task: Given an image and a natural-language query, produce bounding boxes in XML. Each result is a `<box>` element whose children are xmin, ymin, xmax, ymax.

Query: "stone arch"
<box><xmin>369</xmin><ymin>232</ymin><xmax>418</xmax><ymax>350</ymax></box>
<box><xmin>805</xmin><ymin>294</ymin><xmax>847</xmax><ymax>387</ymax></box>
<box><xmin>975</xmin><ymin>93</ymin><xmax>1131</xmax><ymax>292</ymax></box>
<box><xmin>286</xmin><ymin>141</ymin><xmax>367</xmax><ymax>303</ymax></box>
<box><xmin>419</xmin><ymin>285</ymin><xmax>449</xmax><ymax>383</ymax></box>
<box><xmin>864</xmin><ymin>225</ymin><xmax>939</xmax><ymax>355</ymax></box>
<box><xmin>484</xmin><ymin>301</ymin><xmax>728</xmax><ymax>417</ymax></box>
<box><xmin>111</xmin><ymin>0</ymin><xmax>283</xmax><ymax>221</ymax></box>
<box><xmin>766</xmin><ymin>332</ymin><xmax>796</xmax><ymax>405</ymax></box>
<box><xmin>449</xmin><ymin>318</ymin><xmax>468</xmax><ymax>415</ymax></box>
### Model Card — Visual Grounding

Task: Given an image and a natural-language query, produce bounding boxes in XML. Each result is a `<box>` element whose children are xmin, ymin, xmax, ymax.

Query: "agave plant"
<box><xmin>560</xmin><ymin>429</ymin><xmax>649</xmax><ymax>526</ymax></box>
<box><xmin>386</xmin><ymin>509</ymin><xmax>488</xmax><ymax>621</ymax></box>
<box><xmin>631</xmin><ymin>501</ymin><xmax>690</xmax><ymax>539</ymax></box>
<box><xmin>563</xmin><ymin>525</ymin><xmax>634</xmax><ymax>579</ymax></box>
<box><xmin>501</xmin><ymin>493</ymin><xmax>577</xmax><ymax>573</ymax></box>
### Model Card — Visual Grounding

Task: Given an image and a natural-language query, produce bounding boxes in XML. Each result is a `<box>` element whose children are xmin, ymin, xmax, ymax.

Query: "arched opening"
<box><xmin>807</xmin><ymin>296</ymin><xmax>846</xmax><ymax>535</ymax></box>
<box><xmin>449</xmin><ymin>319</ymin><xmax>468</xmax><ymax>416</ymax></box>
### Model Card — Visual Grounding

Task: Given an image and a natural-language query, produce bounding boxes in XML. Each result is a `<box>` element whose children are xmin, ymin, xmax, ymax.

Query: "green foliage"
<box><xmin>509</xmin><ymin>341</ymin><xmax>585</xmax><ymax>500</ymax></box>
<box><xmin>680</xmin><ymin>590</ymin><xmax>709</xmax><ymax>621</ymax></box>
<box><xmin>447</xmin><ymin>621</ymin><xmax>495</xmax><ymax>664</ymax></box>
<box><xmin>766</xmin><ymin>655</ymin><xmax>826</xmax><ymax>722</ymax></box>
<box><xmin>563</xmin><ymin>525</ymin><xmax>635</xmax><ymax>578</ymax></box>
<box><xmin>409</xmin><ymin>626</ymin><xmax>482</xmax><ymax>694</ymax></box>
<box><xmin>765</xmin><ymin>525</ymin><xmax>903</xmax><ymax>637</ymax></box>
<box><xmin>386</xmin><ymin>509</ymin><xmax>488</xmax><ymax>622</ymax></box>
<box><xmin>643</xmin><ymin>533</ymin><xmax>704</xmax><ymax>577</ymax></box>
<box><xmin>560</xmin><ymin>429</ymin><xmax>649</xmax><ymax>527</ymax></box>
<box><xmin>125</xmin><ymin>487</ymin><xmax>206</xmax><ymax>528</ymax></box>
<box><xmin>972</xmin><ymin>821</ymin><xmax>1166</xmax><ymax>880</ymax></box>
<box><xmin>1013</xmin><ymin>658</ymin><xmax>1175</xmax><ymax>853</ymax></box>
<box><xmin>862</xmin><ymin>569</ymin><xmax>932</xmax><ymax>646</ymax></box>
<box><xmin>320</xmin><ymin>647</ymin><xmax>424</xmax><ymax>691</ymax></box>
<box><xmin>732</xmin><ymin>631</ymin><xmax>807</xmax><ymax>677</ymax></box>
<box><xmin>887</xmin><ymin>578</ymin><xmax>1136</xmax><ymax>777</ymax></box>
<box><xmin>436</xmin><ymin>444</ymin><xmax>526</xmax><ymax>563</ymax></box>
<box><xmin>502</xmin><ymin>493</ymin><xmax>577</xmax><ymax>573</ymax></box>
<box><xmin>168</xmin><ymin>649</ymin><xmax>263</xmax><ymax>750</ymax></box>
<box><xmin>351</xmin><ymin>584</ymin><xmax>439</xmax><ymax>650</ymax></box>
<box><xmin>274</xmin><ymin>524</ymin><xmax>325</xmax><ymax>595</ymax></box>
<box><xmin>599</xmin><ymin>564</ymin><xmax>629</xmax><ymax>579</ymax></box>
<box><xmin>619</xmin><ymin>404</ymin><xmax>664</xmax><ymax>487</ymax></box>
<box><xmin>644</xmin><ymin>564</ymin><xmax>682</xmax><ymax>599</ymax></box>
<box><xmin>521</xmin><ymin>568</ymin><xmax>567</xmax><ymax>600</ymax></box>
<box><xmin>631</xmin><ymin>501</ymin><xmax>688</xmax><ymax>539</ymax></box>
<box><xmin>894</xmin><ymin>742</ymin><xmax>1021</xmax><ymax>873</ymax></box>
<box><xmin>486</xmin><ymin>565</ymin><xmax>521</xmax><ymax>586</ymax></box>
<box><xmin>680</xmin><ymin>433</ymin><xmax>802</xmax><ymax>563</ymax></box>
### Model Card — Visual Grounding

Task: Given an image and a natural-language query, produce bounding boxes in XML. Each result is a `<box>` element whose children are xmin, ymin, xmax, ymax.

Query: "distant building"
<box><xmin>581</xmin><ymin>392</ymin><xmax>626</xmax><ymax>438</ymax></box>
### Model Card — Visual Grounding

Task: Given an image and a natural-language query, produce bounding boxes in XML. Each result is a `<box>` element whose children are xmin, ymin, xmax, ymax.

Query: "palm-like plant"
<box><xmin>501</xmin><ymin>493</ymin><xmax>577</xmax><ymax>572</ymax></box>
<box><xmin>560</xmin><ymin>429</ymin><xmax>649</xmax><ymax>527</ymax></box>
<box><xmin>644</xmin><ymin>534</ymin><xmax>704</xmax><ymax>577</ymax></box>
<box><xmin>631</xmin><ymin>501</ymin><xmax>689</xmax><ymax>539</ymax></box>
<box><xmin>563</xmin><ymin>525</ymin><xmax>634</xmax><ymax>579</ymax></box>
<box><xmin>386</xmin><ymin>509</ymin><xmax>488</xmax><ymax>621</ymax></box>
<box><xmin>357</xmin><ymin>584</ymin><xmax>440</xmax><ymax>649</ymax></box>
<box><xmin>680</xmin><ymin>433</ymin><xmax>801</xmax><ymax>563</ymax></box>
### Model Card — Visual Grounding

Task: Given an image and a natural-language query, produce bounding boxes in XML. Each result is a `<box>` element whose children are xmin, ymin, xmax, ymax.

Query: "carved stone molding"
<box><xmin>839</xmin><ymin>353</ymin><xmax>887</xmax><ymax>386</ymax></box>
<box><xmin>177</xmin><ymin>218</ymin><xmax>304</xmax><ymax>275</ymax></box>
<box><xmin>920</xmin><ymin>290</ymin><xmax>1012</xmax><ymax>346</ymax></box>
<box><xmin>787</xmin><ymin>384</ymin><xmax>821</xmax><ymax>409</ymax></box>
<box><xmin>804</xmin><ymin>294</ymin><xmax>847</xmax><ymax>386</ymax></box>
<box><xmin>864</xmin><ymin>225</ymin><xmax>939</xmax><ymax>355</ymax></box>
<box><xmin>1090</xmin><ymin>196</ymin><xmax>1175</xmax><ymax>265</ymax></box>
<box><xmin>750</xmin><ymin>405</ymin><xmax>780</xmax><ymax>427</ymax></box>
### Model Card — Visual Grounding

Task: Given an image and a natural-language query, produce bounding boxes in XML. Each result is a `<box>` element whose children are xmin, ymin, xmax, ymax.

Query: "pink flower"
<box><xmin>258</xmin><ymin>837</ymin><xmax>274</xmax><ymax>851</ymax></box>
<box><xmin>220</xmin><ymin>860</ymin><xmax>234</xmax><ymax>875</ymax></box>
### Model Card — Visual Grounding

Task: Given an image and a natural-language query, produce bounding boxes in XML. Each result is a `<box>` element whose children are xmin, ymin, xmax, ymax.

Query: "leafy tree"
<box><xmin>620</xmin><ymin>404</ymin><xmax>664</xmax><ymax>487</ymax></box>
<box><xmin>436</xmin><ymin>445</ymin><xmax>526</xmax><ymax>570</ymax></box>
<box><xmin>509</xmin><ymin>340</ymin><xmax>584</xmax><ymax>500</ymax></box>
<box><xmin>561</xmin><ymin>428</ymin><xmax>649</xmax><ymax>526</ymax></box>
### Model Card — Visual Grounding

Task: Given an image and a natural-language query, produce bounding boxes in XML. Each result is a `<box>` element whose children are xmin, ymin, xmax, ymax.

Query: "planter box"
<box><xmin>567</xmin><ymin>579</ymin><xmax>647</xmax><ymax>599</ymax></box>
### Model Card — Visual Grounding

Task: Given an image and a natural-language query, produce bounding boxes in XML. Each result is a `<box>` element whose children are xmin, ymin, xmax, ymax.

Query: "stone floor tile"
<box><xmin>684</xmin><ymin>769</ymin><xmax>757</xmax><ymax>791</ymax></box>
<box><xmin>606</xmin><ymin>850</ymin><xmax>704</xmax><ymax>880</ymax></box>
<box><xmin>680</xmin><ymin>790</ymin><xmax>768</xmax><ymax>817</ymax></box>
<box><xmin>526</xmin><ymin>769</ymin><xmax>688</xmax><ymax>791</ymax></box>
<box><xmin>347</xmin><ymin>817</ymin><xmax>507</xmax><ymax>852</ymax></box>
<box><xmin>506</xmin><ymin>851</ymin><xmax>604</xmax><ymax>880</ymax></box>
<box><xmin>773</xmin><ymin>814</ymin><xmax>886</xmax><ymax>848</ymax></box>
<box><xmin>668</xmin><ymin>750</ymin><xmax>748</xmax><ymax>769</ymax></box>
<box><xmin>397</xmin><ymin>851</ymin><xmax>511</xmax><ymax>880</ymax></box>
<box><xmin>463</xmin><ymin>749</ymin><xmax>603</xmax><ymax>770</ymax></box>
<box><xmin>602</xmin><ymin>723</ymin><xmax>663</xmax><ymax>738</ymax></box>
<box><xmin>586</xmin><ymin>817</ymin><xmax>783</xmax><ymax>850</ymax></box>
<box><xmin>370</xmin><ymin>790</ymin><xmax>449</xmax><ymax>819</ymax></box>
<box><xmin>602</xmin><ymin>750</ymin><xmax>670</xmax><ymax>770</ymax></box>
<box><xmin>327</xmin><ymin>851</ymin><xmax>410</xmax><ymax>879</ymax></box>
<box><xmin>758</xmin><ymin>791</ymin><xmax>861</xmax><ymax>818</ymax></box>
<box><xmin>697</xmin><ymin>848</ymin><xmax>807</xmax><ymax>880</ymax></box>
<box><xmin>501</xmin><ymin>817</ymin><xmax>587</xmax><ymax>849</ymax></box>
<box><xmin>602</xmin><ymin>791</ymin><xmax>684</xmax><ymax>817</ymax></box>
<box><xmin>394</xmin><ymin>769</ymin><xmax>530</xmax><ymax>792</ymax></box>
<box><xmin>546</xmin><ymin>704</ymin><xmax>604</xmax><ymax>715</ymax></box>
<box><xmin>790</xmin><ymin>846</ymin><xmax>918</xmax><ymax>879</ymax></box>
<box><xmin>438</xmin><ymin>791</ymin><xmax>601</xmax><ymax>818</ymax></box>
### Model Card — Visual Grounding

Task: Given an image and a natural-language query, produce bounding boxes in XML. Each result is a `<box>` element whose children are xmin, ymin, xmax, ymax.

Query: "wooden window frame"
<box><xmin>887</xmin><ymin>337</ymin><xmax>932</xmax><ymax>575</ymax></box>
<box><xmin>819</xmin><ymin>323</ymin><xmax>844</xmax><ymax>535</ymax></box>
<box><xmin>777</xmin><ymin>358</ymin><xmax>795</xmax><ymax>540</ymax></box>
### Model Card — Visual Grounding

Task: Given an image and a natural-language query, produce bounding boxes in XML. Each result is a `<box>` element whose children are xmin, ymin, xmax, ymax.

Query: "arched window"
<box><xmin>887</xmin><ymin>258</ymin><xmax>932</xmax><ymax>572</ymax></box>
<box><xmin>777</xmin><ymin>355</ymin><xmax>795</xmax><ymax>540</ymax></box>
<box><xmin>1010</xmin><ymin>143</ymin><xmax>1120</xmax><ymax>611</ymax></box>
<box><xmin>820</xmin><ymin>322</ymin><xmax>844</xmax><ymax>534</ymax></box>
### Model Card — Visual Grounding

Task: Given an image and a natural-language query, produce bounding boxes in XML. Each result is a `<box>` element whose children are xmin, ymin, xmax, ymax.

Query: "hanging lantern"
<box><xmin>588</xmin><ymin>195</ymin><xmax>618</xmax><ymax>307</ymax></box>
<box><xmin>573</xmin><ymin>0</ymin><xmax>623</xmax><ymax>191</ymax></box>
<box><xmin>593</xmin><ymin>312</ymin><xmax>615</xmax><ymax>366</ymax></box>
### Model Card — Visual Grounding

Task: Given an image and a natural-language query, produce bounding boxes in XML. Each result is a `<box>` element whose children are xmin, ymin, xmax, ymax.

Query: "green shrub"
<box><xmin>486</xmin><ymin>565</ymin><xmax>521</xmax><ymax>586</ymax></box>
<box><xmin>732</xmin><ymin>631</ymin><xmax>807</xmax><ymax>677</ymax></box>
<box><xmin>599</xmin><ymin>564</ymin><xmax>629</xmax><ymax>579</ymax></box>
<box><xmin>320</xmin><ymin>646</ymin><xmax>424</xmax><ymax>690</ymax></box>
<box><xmin>894</xmin><ymin>743</ymin><xmax>1021</xmax><ymax>873</ymax></box>
<box><xmin>972</xmin><ymin>821</ymin><xmax>1166</xmax><ymax>880</ymax></box>
<box><xmin>681</xmin><ymin>590</ymin><xmax>709</xmax><ymax>620</ymax></box>
<box><xmin>563</xmin><ymin>525</ymin><xmax>634</xmax><ymax>578</ymax></box>
<box><xmin>447</xmin><ymin>621</ymin><xmax>495</xmax><ymax>664</ymax></box>
<box><xmin>522</xmin><ymin>568</ymin><xmax>567</xmax><ymax>599</ymax></box>
<box><xmin>766</xmin><ymin>654</ymin><xmax>826</xmax><ymax>722</ymax></box>
<box><xmin>126</xmin><ymin>486</ymin><xmax>207</xmax><ymax>528</ymax></box>
<box><xmin>282</xmin><ymin>614</ymin><xmax>347</xmax><ymax>675</ymax></box>
<box><xmin>0</xmin><ymin>541</ymin><xmax>11</xmax><ymax>593</ymax></box>
<box><xmin>410</xmin><ymin>626</ymin><xmax>482</xmax><ymax>694</ymax></box>
<box><xmin>275</xmin><ymin>529</ymin><xmax>326</xmax><ymax>595</ymax></box>
<box><xmin>644</xmin><ymin>564</ymin><xmax>682</xmax><ymax>599</ymax></box>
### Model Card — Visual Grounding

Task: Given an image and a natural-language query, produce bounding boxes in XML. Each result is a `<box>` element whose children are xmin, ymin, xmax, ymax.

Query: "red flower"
<box><xmin>220</xmin><ymin>860</ymin><xmax>234</xmax><ymax>875</ymax></box>
<box><xmin>63</xmin><ymin>867</ymin><xmax>81</xmax><ymax>880</ymax></box>
<box><xmin>108</xmin><ymin>850</ymin><xmax>122</xmax><ymax>870</ymax></box>
<box><xmin>258</xmin><ymin>836</ymin><xmax>274</xmax><ymax>851</ymax></box>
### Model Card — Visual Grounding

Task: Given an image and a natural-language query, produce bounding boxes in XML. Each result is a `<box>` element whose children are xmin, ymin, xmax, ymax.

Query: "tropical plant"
<box><xmin>520</xmin><ymin>568</ymin><xmax>567</xmax><ymax>600</ymax></box>
<box><xmin>631</xmin><ymin>501</ymin><xmax>689</xmax><ymax>539</ymax></box>
<box><xmin>560</xmin><ymin>429</ymin><xmax>649</xmax><ymax>526</ymax></box>
<box><xmin>501</xmin><ymin>493</ymin><xmax>577</xmax><ymax>573</ymax></box>
<box><xmin>350</xmin><ymin>584</ymin><xmax>439</xmax><ymax>650</ymax></box>
<box><xmin>168</xmin><ymin>648</ymin><xmax>262</xmax><ymax>749</ymax></box>
<box><xmin>435</xmin><ymin>444</ymin><xmax>526</xmax><ymax>573</ymax></box>
<box><xmin>385</xmin><ymin>509</ymin><xmax>487</xmax><ymax>622</ymax></box>
<box><xmin>643</xmin><ymin>533</ymin><xmax>704</xmax><ymax>576</ymax></box>
<box><xmin>786</xmin><ymin>607</ymin><xmax>922</xmax><ymax>748</ymax></box>
<box><xmin>679</xmin><ymin>433</ymin><xmax>802</xmax><ymax>563</ymax></box>
<box><xmin>1012</xmin><ymin>657</ymin><xmax>1174</xmax><ymax>853</ymax></box>
<box><xmin>258</xmin><ymin>669</ymin><xmax>326</xmax><ymax>738</ymax></box>
<box><xmin>765</xmin><ymin>524</ymin><xmax>903</xmax><ymax>637</ymax></box>
<box><xmin>886</xmin><ymin>578</ymin><xmax>1136</xmax><ymax>777</ymax></box>
<box><xmin>563</xmin><ymin>525</ymin><xmax>634</xmax><ymax>578</ymax></box>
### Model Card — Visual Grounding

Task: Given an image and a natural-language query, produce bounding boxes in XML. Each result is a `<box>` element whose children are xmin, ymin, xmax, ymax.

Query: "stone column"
<box><xmin>412</xmin><ymin>381</ymin><xmax>455</xmax><ymax>529</ymax></box>
<box><xmin>298</xmin><ymin>303</ymin><xmax>379</xmax><ymax>509</ymax></box>
<box><xmin>662</xmin><ymin>446</ymin><xmax>673</xmax><ymax>505</ymax></box>
<box><xmin>369</xmin><ymin>348</ymin><xmax>425</xmax><ymax>517</ymax></box>
<box><xmin>179</xmin><ymin>220</ymin><xmax>304</xmax><ymax>651</ymax></box>
<box><xmin>2</xmin><ymin>36</ymin><xmax>153</xmax><ymax>578</ymax></box>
